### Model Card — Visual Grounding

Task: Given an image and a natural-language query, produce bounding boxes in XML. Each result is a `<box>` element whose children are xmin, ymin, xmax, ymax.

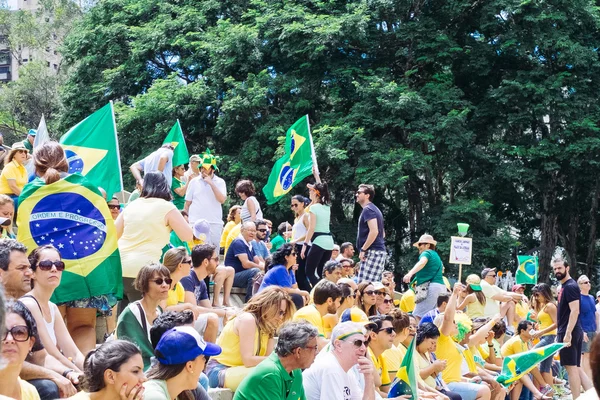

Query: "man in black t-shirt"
<box><xmin>553</xmin><ymin>258</ymin><xmax>594</xmax><ymax>398</ymax></box>
<box><xmin>355</xmin><ymin>184</ymin><xmax>387</xmax><ymax>282</ymax></box>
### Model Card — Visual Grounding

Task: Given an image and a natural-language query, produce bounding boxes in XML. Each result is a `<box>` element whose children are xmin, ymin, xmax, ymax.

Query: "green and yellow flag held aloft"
<box><xmin>163</xmin><ymin>120</ymin><xmax>189</xmax><ymax>167</ymax></box>
<box><xmin>263</xmin><ymin>116</ymin><xmax>314</xmax><ymax>204</ymax></box>
<box><xmin>496</xmin><ymin>343</ymin><xmax>564</xmax><ymax>387</ymax></box>
<box><xmin>516</xmin><ymin>255</ymin><xmax>538</xmax><ymax>285</ymax></box>
<box><xmin>59</xmin><ymin>102</ymin><xmax>123</xmax><ymax>200</ymax></box>
<box><xmin>17</xmin><ymin>173</ymin><xmax>123</xmax><ymax>304</ymax></box>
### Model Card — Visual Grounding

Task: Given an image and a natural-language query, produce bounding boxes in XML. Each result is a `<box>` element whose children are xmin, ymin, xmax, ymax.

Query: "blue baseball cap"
<box><xmin>28</xmin><ymin>129</ymin><xmax>37</xmax><ymax>136</ymax></box>
<box><xmin>155</xmin><ymin>326</ymin><xmax>222</xmax><ymax>365</ymax></box>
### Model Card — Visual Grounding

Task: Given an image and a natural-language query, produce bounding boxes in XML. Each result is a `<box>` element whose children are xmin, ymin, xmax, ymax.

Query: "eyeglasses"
<box><xmin>3</xmin><ymin>325</ymin><xmax>30</xmax><ymax>342</ymax></box>
<box><xmin>152</xmin><ymin>278</ymin><xmax>173</xmax><ymax>286</ymax></box>
<box><xmin>378</xmin><ymin>327</ymin><xmax>394</xmax><ymax>335</ymax></box>
<box><xmin>181</xmin><ymin>258</ymin><xmax>192</xmax><ymax>265</ymax></box>
<box><xmin>107</xmin><ymin>204</ymin><xmax>120</xmax><ymax>210</ymax></box>
<box><xmin>257</xmin><ymin>229</ymin><xmax>268</xmax><ymax>232</ymax></box>
<box><xmin>37</xmin><ymin>260</ymin><xmax>66</xmax><ymax>271</ymax></box>
<box><xmin>382</xmin><ymin>299</ymin><xmax>393</xmax><ymax>304</ymax></box>
<box><xmin>363</xmin><ymin>290</ymin><xmax>376</xmax><ymax>296</ymax></box>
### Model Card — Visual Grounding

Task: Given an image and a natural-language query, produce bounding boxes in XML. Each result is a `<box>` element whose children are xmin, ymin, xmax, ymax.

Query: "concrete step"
<box><xmin>207</xmin><ymin>388</ymin><xmax>233</xmax><ymax>400</ymax></box>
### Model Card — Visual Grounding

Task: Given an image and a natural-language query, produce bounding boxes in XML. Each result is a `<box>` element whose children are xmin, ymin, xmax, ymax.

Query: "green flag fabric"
<box><xmin>496</xmin><ymin>343</ymin><xmax>565</xmax><ymax>387</ymax></box>
<box><xmin>516</xmin><ymin>255</ymin><xmax>538</xmax><ymax>284</ymax></box>
<box><xmin>163</xmin><ymin>120</ymin><xmax>189</xmax><ymax>167</ymax></box>
<box><xmin>389</xmin><ymin>337</ymin><xmax>419</xmax><ymax>399</ymax></box>
<box><xmin>17</xmin><ymin>173</ymin><xmax>123</xmax><ymax>304</ymax></box>
<box><xmin>263</xmin><ymin>115</ymin><xmax>314</xmax><ymax>204</ymax></box>
<box><xmin>60</xmin><ymin>102</ymin><xmax>123</xmax><ymax>199</ymax></box>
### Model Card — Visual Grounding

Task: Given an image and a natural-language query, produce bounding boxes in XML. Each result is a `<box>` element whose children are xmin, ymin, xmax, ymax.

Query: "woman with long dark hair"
<box><xmin>258</xmin><ymin>243</ymin><xmax>309</xmax><ymax>309</ymax></box>
<box><xmin>21</xmin><ymin>245</ymin><xmax>85</xmax><ymax>373</ymax></box>
<box><xmin>116</xmin><ymin>171</ymin><xmax>192</xmax><ymax>307</ymax></box>
<box><xmin>235</xmin><ymin>179</ymin><xmax>262</xmax><ymax>222</ymax></box>
<box><xmin>301</xmin><ymin>182</ymin><xmax>333</xmax><ymax>286</ymax></box>
<box><xmin>290</xmin><ymin>194</ymin><xmax>311</xmax><ymax>291</ymax></box>
<box><xmin>530</xmin><ymin>283</ymin><xmax>559</xmax><ymax>387</ymax></box>
<box><xmin>70</xmin><ymin>340</ymin><xmax>145</xmax><ymax>399</ymax></box>
<box><xmin>356</xmin><ymin>281</ymin><xmax>378</xmax><ymax>317</ymax></box>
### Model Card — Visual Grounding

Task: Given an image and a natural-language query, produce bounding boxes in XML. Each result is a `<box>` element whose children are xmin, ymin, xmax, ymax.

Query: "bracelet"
<box><xmin>62</xmin><ymin>369</ymin><xmax>74</xmax><ymax>378</ymax></box>
<box><xmin>488</xmin><ymin>344</ymin><xmax>494</xmax><ymax>347</ymax></box>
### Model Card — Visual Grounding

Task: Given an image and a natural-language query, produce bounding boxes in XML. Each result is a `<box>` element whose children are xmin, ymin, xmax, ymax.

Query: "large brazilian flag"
<box><xmin>17</xmin><ymin>173</ymin><xmax>123</xmax><ymax>303</ymax></box>
<box><xmin>263</xmin><ymin>116</ymin><xmax>314</xmax><ymax>204</ymax></box>
<box><xmin>389</xmin><ymin>337</ymin><xmax>419</xmax><ymax>399</ymax></box>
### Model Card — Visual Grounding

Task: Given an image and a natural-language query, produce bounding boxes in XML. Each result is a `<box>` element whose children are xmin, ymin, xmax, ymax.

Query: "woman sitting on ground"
<box><xmin>20</xmin><ymin>245</ymin><xmax>85</xmax><ymax>374</ymax></box>
<box><xmin>0</xmin><ymin>300</ymin><xmax>41</xmax><ymax>400</ymax></box>
<box><xmin>68</xmin><ymin>340</ymin><xmax>146</xmax><ymax>400</ymax></box>
<box><xmin>116</xmin><ymin>262</ymin><xmax>170</xmax><ymax>371</ymax></box>
<box><xmin>206</xmin><ymin>287</ymin><xmax>295</xmax><ymax>391</ymax></box>
<box><xmin>144</xmin><ymin>326</ymin><xmax>222</xmax><ymax>400</ymax></box>
<box><xmin>257</xmin><ymin>243</ymin><xmax>309</xmax><ymax>309</ymax></box>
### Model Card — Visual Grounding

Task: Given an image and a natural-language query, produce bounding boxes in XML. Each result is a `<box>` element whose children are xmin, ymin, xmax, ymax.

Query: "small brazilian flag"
<box><xmin>496</xmin><ymin>343</ymin><xmax>564</xmax><ymax>387</ymax></box>
<box><xmin>17</xmin><ymin>173</ymin><xmax>123</xmax><ymax>304</ymax></box>
<box><xmin>163</xmin><ymin>120</ymin><xmax>189</xmax><ymax>167</ymax></box>
<box><xmin>389</xmin><ymin>337</ymin><xmax>419</xmax><ymax>399</ymax></box>
<box><xmin>516</xmin><ymin>255</ymin><xmax>538</xmax><ymax>285</ymax></box>
<box><xmin>263</xmin><ymin>116</ymin><xmax>314</xmax><ymax>204</ymax></box>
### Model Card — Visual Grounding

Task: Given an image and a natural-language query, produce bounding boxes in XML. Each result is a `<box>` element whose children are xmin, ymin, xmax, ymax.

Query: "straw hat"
<box><xmin>6</xmin><ymin>142</ymin><xmax>28</xmax><ymax>163</ymax></box>
<box><xmin>412</xmin><ymin>234</ymin><xmax>437</xmax><ymax>247</ymax></box>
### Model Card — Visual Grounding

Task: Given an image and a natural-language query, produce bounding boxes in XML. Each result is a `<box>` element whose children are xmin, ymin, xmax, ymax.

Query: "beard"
<box><xmin>327</xmin><ymin>303</ymin><xmax>338</xmax><ymax>314</ymax></box>
<box><xmin>555</xmin><ymin>272</ymin><xmax>566</xmax><ymax>280</ymax></box>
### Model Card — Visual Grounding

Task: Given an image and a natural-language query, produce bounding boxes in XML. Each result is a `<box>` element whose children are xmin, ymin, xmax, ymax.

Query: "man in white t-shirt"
<box><xmin>480</xmin><ymin>267</ymin><xmax>524</xmax><ymax>334</ymax></box>
<box><xmin>184</xmin><ymin>150</ymin><xmax>227</xmax><ymax>246</ymax></box>
<box><xmin>130</xmin><ymin>144</ymin><xmax>175</xmax><ymax>187</ymax></box>
<box><xmin>303</xmin><ymin>321</ymin><xmax>376</xmax><ymax>400</ymax></box>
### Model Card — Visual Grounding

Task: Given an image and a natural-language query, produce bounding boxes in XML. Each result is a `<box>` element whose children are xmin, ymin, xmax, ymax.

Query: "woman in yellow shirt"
<box><xmin>458</xmin><ymin>274</ymin><xmax>486</xmax><ymax>319</ymax></box>
<box><xmin>206</xmin><ymin>287</ymin><xmax>295</xmax><ymax>391</ymax></box>
<box><xmin>161</xmin><ymin>247</ymin><xmax>200</xmax><ymax>314</ymax></box>
<box><xmin>220</xmin><ymin>205</ymin><xmax>241</xmax><ymax>249</ymax></box>
<box><xmin>530</xmin><ymin>283</ymin><xmax>558</xmax><ymax>387</ymax></box>
<box><xmin>0</xmin><ymin>142</ymin><xmax>29</xmax><ymax>210</ymax></box>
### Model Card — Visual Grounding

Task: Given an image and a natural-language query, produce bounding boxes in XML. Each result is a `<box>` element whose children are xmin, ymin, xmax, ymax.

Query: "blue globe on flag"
<box><xmin>65</xmin><ymin>149</ymin><xmax>84</xmax><ymax>174</ymax></box>
<box><xmin>29</xmin><ymin>192</ymin><xmax>107</xmax><ymax>260</ymax></box>
<box><xmin>523</xmin><ymin>259</ymin><xmax>536</xmax><ymax>275</ymax></box>
<box><xmin>278</xmin><ymin>165</ymin><xmax>294</xmax><ymax>191</ymax></box>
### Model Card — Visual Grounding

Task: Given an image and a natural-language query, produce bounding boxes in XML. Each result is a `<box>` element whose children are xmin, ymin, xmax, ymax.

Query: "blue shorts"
<box><xmin>447</xmin><ymin>381</ymin><xmax>482</xmax><ymax>400</ymax></box>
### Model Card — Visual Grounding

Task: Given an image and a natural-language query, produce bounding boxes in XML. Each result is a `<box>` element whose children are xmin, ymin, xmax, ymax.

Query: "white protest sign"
<box><xmin>449</xmin><ymin>236</ymin><xmax>472</xmax><ymax>265</ymax></box>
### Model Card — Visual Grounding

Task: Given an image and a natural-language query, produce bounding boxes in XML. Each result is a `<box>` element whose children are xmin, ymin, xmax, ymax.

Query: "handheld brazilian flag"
<box><xmin>388</xmin><ymin>337</ymin><xmax>419</xmax><ymax>399</ymax></box>
<box><xmin>162</xmin><ymin>120</ymin><xmax>189</xmax><ymax>167</ymax></box>
<box><xmin>263</xmin><ymin>116</ymin><xmax>314</xmax><ymax>204</ymax></box>
<box><xmin>60</xmin><ymin>102</ymin><xmax>123</xmax><ymax>200</ymax></box>
<box><xmin>516</xmin><ymin>255</ymin><xmax>538</xmax><ymax>284</ymax></box>
<box><xmin>496</xmin><ymin>343</ymin><xmax>565</xmax><ymax>387</ymax></box>
<box><xmin>17</xmin><ymin>173</ymin><xmax>123</xmax><ymax>303</ymax></box>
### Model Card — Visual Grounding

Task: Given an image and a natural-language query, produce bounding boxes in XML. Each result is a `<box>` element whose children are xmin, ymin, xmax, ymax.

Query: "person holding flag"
<box><xmin>17</xmin><ymin>142</ymin><xmax>123</xmax><ymax>354</ymax></box>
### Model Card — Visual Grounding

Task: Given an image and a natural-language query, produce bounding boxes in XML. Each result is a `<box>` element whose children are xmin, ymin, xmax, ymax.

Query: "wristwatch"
<box><xmin>62</xmin><ymin>369</ymin><xmax>74</xmax><ymax>378</ymax></box>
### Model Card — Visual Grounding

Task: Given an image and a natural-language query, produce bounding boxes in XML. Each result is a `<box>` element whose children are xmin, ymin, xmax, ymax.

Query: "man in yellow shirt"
<box><xmin>399</xmin><ymin>288</ymin><xmax>416</xmax><ymax>313</ymax></box>
<box><xmin>500</xmin><ymin>320</ymin><xmax>551</xmax><ymax>399</ymax></box>
<box><xmin>293</xmin><ymin>280</ymin><xmax>342</xmax><ymax>350</ymax></box>
<box><xmin>366</xmin><ymin>314</ymin><xmax>395</xmax><ymax>397</ymax></box>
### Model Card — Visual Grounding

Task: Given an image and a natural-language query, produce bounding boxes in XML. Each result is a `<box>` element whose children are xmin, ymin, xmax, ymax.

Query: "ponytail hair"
<box><xmin>34</xmin><ymin>142</ymin><xmax>69</xmax><ymax>185</ymax></box>
<box><xmin>313</xmin><ymin>182</ymin><xmax>331</xmax><ymax>205</ymax></box>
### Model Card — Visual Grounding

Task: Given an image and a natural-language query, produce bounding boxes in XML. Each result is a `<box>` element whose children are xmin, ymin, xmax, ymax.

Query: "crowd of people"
<box><xmin>0</xmin><ymin>136</ymin><xmax>599</xmax><ymax>400</ymax></box>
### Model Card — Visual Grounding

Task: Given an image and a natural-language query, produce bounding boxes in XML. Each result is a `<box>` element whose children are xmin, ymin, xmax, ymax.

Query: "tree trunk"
<box><xmin>586</xmin><ymin>177</ymin><xmax>600</xmax><ymax>278</ymax></box>
<box><xmin>539</xmin><ymin>186</ymin><xmax>558</xmax><ymax>283</ymax></box>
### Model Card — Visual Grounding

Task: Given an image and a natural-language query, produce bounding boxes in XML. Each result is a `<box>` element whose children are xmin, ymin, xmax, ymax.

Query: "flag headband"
<box><xmin>337</xmin><ymin>330</ymin><xmax>366</xmax><ymax>341</ymax></box>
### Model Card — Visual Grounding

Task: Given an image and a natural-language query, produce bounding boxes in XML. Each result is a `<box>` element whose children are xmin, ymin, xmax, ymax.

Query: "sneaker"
<box><xmin>540</xmin><ymin>385</ymin><xmax>554</xmax><ymax>396</ymax></box>
<box><xmin>505</xmin><ymin>326</ymin><xmax>515</xmax><ymax>336</ymax></box>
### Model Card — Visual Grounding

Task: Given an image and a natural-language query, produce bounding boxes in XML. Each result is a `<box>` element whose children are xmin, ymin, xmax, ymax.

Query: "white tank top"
<box><xmin>241</xmin><ymin>196</ymin><xmax>263</xmax><ymax>222</ymax></box>
<box><xmin>22</xmin><ymin>295</ymin><xmax>57</xmax><ymax>346</ymax></box>
<box><xmin>292</xmin><ymin>213</ymin><xmax>310</xmax><ymax>245</ymax></box>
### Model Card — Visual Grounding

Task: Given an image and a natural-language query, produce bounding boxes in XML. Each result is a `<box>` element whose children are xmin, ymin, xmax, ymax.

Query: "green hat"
<box><xmin>466</xmin><ymin>274</ymin><xmax>482</xmax><ymax>291</ymax></box>
<box><xmin>199</xmin><ymin>148</ymin><xmax>220</xmax><ymax>171</ymax></box>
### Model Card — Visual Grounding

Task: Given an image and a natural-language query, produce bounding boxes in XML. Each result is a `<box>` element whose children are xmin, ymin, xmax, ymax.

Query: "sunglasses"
<box><xmin>351</xmin><ymin>339</ymin><xmax>369</xmax><ymax>348</ymax></box>
<box><xmin>107</xmin><ymin>204</ymin><xmax>120</xmax><ymax>210</ymax></box>
<box><xmin>581</xmin><ymin>281</ymin><xmax>590</xmax><ymax>285</ymax></box>
<box><xmin>257</xmin><ymin>229</ymin><xmax>268</xmax><ymax>232</ymax></box>
<box><xmin>3</xmin><ymin>325</ymin><xmax>30</xmax><ymax>342</ymax></box>
<box><xmin>363</xmin><ymin>290</ymin><xmax>377</xmax><ymax>296</ymax></box>
<box><xmin>382</xmin><ymin>299</ymin><xmax>393</xmax><ymax>304</ymax></box>
<box><xmin>383</xmin><ymin>282</ymin><xmax>391</xmax><ymax>287</ymax></box>
<box><xmin>375</xmin><ymin>291</ymin><xmax>386</xmax><ymax>296</ymax></box>
<box><xmin>153</xmin><ymin>278</ymin><xmax>173</xmax><ymax>286</ymax></box>
<box><xmin>342</xmin><ymin>265</ymin><xmax>353</xmax><ymax>268</ymax></box>
<box><xmin>37</xmin><ymin>260</ymin><xmax>66</xmax><ymax>271</ymax></box>
<box><xmin>181</xmin><ymin>258</ymin><xmax>192</xmax><ymax>265</ymax></box>
<box><xmin>378</xmin><ymin>327</ymin><xmax>394</xmax><ymax>335</ymax></box>
<box><xmin>291</xmin><ymin>204</ymin><xmax>299</xmax><ymax>208</ymax></box>
<box><xmin>356</xmin><ymin>191</ymin><xmax>365</xmax><ymax>195</ymax></box>
<box><xmin>290</xmin><ymin>252</ymin><xmax>297</xmax><ymax>256</ymax></box>
<box><xmin>488</xmin><ymin>274</ymin><xmax>497</xmax><ymax>278</ymax></box>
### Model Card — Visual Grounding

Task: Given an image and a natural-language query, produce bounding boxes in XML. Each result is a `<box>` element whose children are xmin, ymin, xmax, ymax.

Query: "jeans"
<box><xmin>233</xmin><ymin>268</ymin><xmax>260</xmax><ymax>302</ymax></box>
<box><xmin>28</xmin><ymin>379</ymin><xmax>59</xmax><ymax>400</ymax></box>
<box><xmin>533</xmin><ymin>334</ymin><xmax>556</xmax><ymax>373</ymax></box>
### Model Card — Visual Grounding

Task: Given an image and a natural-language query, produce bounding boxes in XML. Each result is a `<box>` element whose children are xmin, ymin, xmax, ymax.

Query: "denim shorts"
<box><xmin>533</xmin><ymin>334</ymin><xmax>556</xmax><ymax>373</ymax></box>
<box><xmin>447</xmin><ymin>381</ymin><xmax>482</xmax><ymax>400</ymax></box>
<box><xmin>582</xmin><ymin>331</ymin><xmax>597</xmax><ymax>353</ymax></box>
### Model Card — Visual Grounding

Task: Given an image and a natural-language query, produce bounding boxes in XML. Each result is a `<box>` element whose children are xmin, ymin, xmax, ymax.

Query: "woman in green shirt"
<box><xmin>402</xmin><ymin>234</ymin><xmax>447</xmax><ymax>319</ymax></box>
<box><xmin>301</xmin><ymin>182</ymin><xmax>334</xmax><ymax>287</ymax></box>
<box><xmin>171</xmin><ymin>165</ymin><xmax>188</xmax><ymax>210</ymax></box>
